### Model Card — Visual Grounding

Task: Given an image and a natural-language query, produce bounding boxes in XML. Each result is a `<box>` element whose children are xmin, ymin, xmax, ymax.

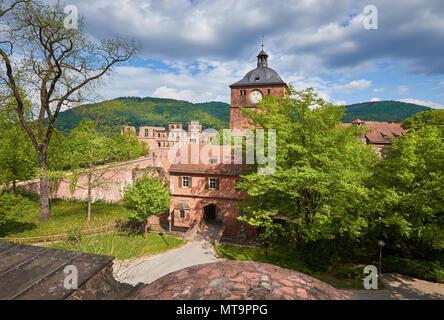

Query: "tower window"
<box><xmin>267</xmin><ymin>89</ymin><xmax>271</xmax><ymax>95</ymax></box>
<box><xmin>255</xmin><ymin>76</ymin><xmax>260</xmax><ymax>82</ymax></box>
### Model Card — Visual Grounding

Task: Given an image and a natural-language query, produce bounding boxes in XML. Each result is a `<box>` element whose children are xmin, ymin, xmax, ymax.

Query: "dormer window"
<box><xmin>255</xmin><ymin>76</ymin><xmax>260</xmax><ymax>82</ymax></box>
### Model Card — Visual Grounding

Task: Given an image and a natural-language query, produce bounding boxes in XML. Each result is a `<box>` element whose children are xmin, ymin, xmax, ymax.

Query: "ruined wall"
<box><xmin>21</xmin><ymin>157</ymin><xmax>156</xmax><ymax>203</ymax></box>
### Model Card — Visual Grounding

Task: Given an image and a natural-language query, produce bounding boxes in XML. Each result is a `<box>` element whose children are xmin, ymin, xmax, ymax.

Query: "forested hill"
<box><xmin>341</xmin><ymin>100</ymin><xmax>431</xmax><ymax>123</ymax></box>
<box><xmin>55</xmin><ymin>97</ymin><xmax>433</xmax><ymax>134</ymax></box>
<box><xmin>55</xmin><ymin>97</ymin><xmax>230</xmax><ymax>135</ymax></box>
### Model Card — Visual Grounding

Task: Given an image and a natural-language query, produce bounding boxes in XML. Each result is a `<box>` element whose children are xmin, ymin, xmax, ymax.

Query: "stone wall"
<box><xmin>20</xmin><ymin>157</ymin><xmax>156</xmax><ymax>203</ymax></box>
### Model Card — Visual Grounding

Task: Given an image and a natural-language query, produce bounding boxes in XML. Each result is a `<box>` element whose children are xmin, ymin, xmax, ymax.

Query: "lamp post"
<box><xmin>168</xmin><ymin>213</ymin><xmax>171</xmax><ymax>247</ymax></box>
<box><xmin>378</xmin><ymin>240</ymin><xmax>385</xmax><ymax>279</ymax></box>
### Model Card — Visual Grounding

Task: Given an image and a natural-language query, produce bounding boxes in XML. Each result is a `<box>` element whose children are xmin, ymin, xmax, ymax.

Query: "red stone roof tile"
<box><xmin>129</xmin><ymin>260</ymin><xmax>354</xmax><ymax>300</ymax></box>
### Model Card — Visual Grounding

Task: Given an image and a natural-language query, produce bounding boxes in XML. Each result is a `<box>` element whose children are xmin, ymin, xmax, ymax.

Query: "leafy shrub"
<box><xmin>66</xmin><ymin>225</ymin><xmax>83</xmax><ymax>244</ymax></box>
<box><xmin>294</xmin><ymin>239</ymin><xmax>339</xmax><ymax>273</ymax></box>
<box><xmin>384</xmin><ymin>256</ymin><xmax>444</xmax><ymax>283</ymax></box>
<box><xmin>334</xmin><ymin>264</ymin><xmax>366</xmax><ymax>279</ymax></box>
<box><xmin>0</xmin><ymin>191</ymin><xmax>32</xmax><ymax>224</ymax></box>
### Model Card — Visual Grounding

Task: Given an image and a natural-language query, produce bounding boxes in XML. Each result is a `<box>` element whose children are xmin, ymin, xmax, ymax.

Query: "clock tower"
<box><xmin>229</xmin><ymin>48</ymin><xmax>287</xmax><ymax>131</ymax></box>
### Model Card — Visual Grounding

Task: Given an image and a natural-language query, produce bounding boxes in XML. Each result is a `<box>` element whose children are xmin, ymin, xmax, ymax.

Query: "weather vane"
<box><xmin>261</xmin><ymin>35</ymin><xmax>264</xmax><ymax>50</ymax></box>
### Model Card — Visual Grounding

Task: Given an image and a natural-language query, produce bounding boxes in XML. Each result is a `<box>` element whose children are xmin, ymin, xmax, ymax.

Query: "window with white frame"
<box><xmin>181</xmin><ymin>176</ymin><xmax>190</xmax><ymax>188</ymax></box>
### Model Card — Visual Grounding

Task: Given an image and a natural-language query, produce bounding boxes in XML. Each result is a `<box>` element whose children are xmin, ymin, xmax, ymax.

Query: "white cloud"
<box><xmin>399</xmin><ymin>98</ymin><xmax>444</xmax><ymax>109</ymax></box>
<box><xmin>335</xmin><ymin>79</ymin><xmax>372</xmax><ymax>93</ymax></box>
<box><xmin>334</xmin><ymin>100</ymin><xmax>347</xmax><ymax>106</ymax></box>
<box><xmin>398</xmin><ymin>86</ymin><xmax>410</xmax><ymax>94</ymax></box>
<box><xmin>370</xmin><ymin>97</ymin><xmax>381</xmax><ymax>102</ymax></box>
<box><xmin>152</xmin><ymin>86</ymin><xmax>194</xmax><ymax>101</ymax></box>
<box><xmin>373</xmin><ymin>87</ymin><xmax>386</xmax><ymax>93</ymax></box>
<box><xmin>71</xmin><ymin>0</ymin><xmax>444</xmax><ymax>75</ymax></box>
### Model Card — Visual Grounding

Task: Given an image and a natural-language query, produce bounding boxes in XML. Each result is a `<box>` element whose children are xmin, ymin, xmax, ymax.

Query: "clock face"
<box><xmin>250</xmin><ymin>90</ymin><xmax>263</xmax><ymax>104</ymax></box>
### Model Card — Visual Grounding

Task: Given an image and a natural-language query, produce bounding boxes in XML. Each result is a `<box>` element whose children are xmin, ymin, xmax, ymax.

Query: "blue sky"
<box><xmin>61</xmin><ymin>0</ymin><xmax>444</xmax><ymax>108</ymax></box>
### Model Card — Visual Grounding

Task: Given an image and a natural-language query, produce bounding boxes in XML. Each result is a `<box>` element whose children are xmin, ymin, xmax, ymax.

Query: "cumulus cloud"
<box><xmin>48</xmin><ymin>0</ymin><xmax>444</xmax><ymax>104</ymax></box>
<box><xmin>70</xmin><ymin>0</ymin><xmax>444</xmax><ymax>75</ymax></box>
<box><xmin>335</xmin><ymin>79</ymin><xmax>372</xmax><ymax>93</ymax></box>
<box><xmin>370</xmin><ymin>97</ymin><xmax>381</xmax><ymax>102</ymax></box>
<box><xmin>399</xmin><ymin>98</ymin><xmax>444</xmax><ymax>109</ymax></box>
<box><xmin>398</xmin><ymin>85</ymin><xmax>410</xmax><ymax>94</ymax></box>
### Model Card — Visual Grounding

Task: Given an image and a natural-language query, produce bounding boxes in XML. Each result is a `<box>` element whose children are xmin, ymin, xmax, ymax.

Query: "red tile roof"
<box><xmin>341</xmin><ymin>120</ymin><xmax>407</xmax><ymax>144</ymax></box>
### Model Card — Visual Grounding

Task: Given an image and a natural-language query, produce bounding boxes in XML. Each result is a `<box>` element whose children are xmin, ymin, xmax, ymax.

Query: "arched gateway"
<box><xmin>203</xmin><ymin>204</ymin><xmax>223</xmax><ymax>225</ymax></box>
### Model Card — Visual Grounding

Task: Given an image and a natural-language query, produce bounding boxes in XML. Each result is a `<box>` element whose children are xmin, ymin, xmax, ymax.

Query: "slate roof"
<box><xmin>230</xmin><ymin>67</ymin><xmax>286</xmax><ymax>87</ymax></box>
<box><xmin>230</xmin><ymin>49</ymin><xmax>286</xmax><ymax>87</ymax></box>
<box><xmin>0</xmin><ymin>241</ymin><xmax>113</xmax><ymax>300</ymax></box>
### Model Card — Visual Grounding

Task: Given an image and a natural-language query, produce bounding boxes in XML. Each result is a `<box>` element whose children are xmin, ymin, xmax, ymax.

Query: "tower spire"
<box><xmin>257</xmin><ymin>37</ymin><xmax>268</xmax><ymax>68</ymax></box>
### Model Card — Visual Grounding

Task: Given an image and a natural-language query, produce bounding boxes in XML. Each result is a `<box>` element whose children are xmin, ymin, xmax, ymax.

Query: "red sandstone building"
<box><xmin>32</xmin><ymin>48</ymin><xmax>407</xmax><ymax>240</ymax></box>
<box><xmin>129</xmin><ymin>50</ymin><xmax>406</xmax><ymax>239</ymax></box>
<box><xmin>135</xmin><ymin>49</ymin><xmax>288</xmax><ymax>240</ymax></box>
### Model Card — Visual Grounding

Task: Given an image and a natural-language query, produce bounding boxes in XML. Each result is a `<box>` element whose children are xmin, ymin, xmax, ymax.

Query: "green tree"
<box><xmin>236</xmin><ymin>87</ymin><xmax>378</xmax><ymax>243</ymax></box>
<box><xmin>0</xmin><ymin>123</ymin><xmax>38</xmax><ymax>192</ymax></box>
<box><xmin>68</xmin><ymin>119</ymin><xmax>145</xmax><ymax>221</ymax></box>
<box><xmin>402</xmin><ymin>109</ymin><xmax>444</xmax><ymax>135</ymax></box>
<box><xmin>1</xmin><ymin>0</ymin><xmax>140</xmax><ymax>222</ymax></box>
<box><xmin>370</xmin><ymin>116</ymin><xmax>444</xmax><ymax>251</ymax></box>
<box><xmin>123</xmin><ymin>174</ymin><xmax>171</xmax><ymax>239</ymax></box>
<box><xmin>0</xmin><ymin>95</ymin><xmax>37</xmax><ymax>191</ymax></box>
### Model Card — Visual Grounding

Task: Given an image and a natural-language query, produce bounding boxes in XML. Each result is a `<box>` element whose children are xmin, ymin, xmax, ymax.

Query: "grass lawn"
<box><xmin>44</xmin><ymin>231</ymin><xmax>185</xmax><ymax>260</ymax></box>
<box><xmin>215</xmin><ymin>244</ymin><xmax>381</xmax><ymax>289</ymax></box>
<box><xmin>0</xmin><ymin>197</ymin><xmax>127</xmax><ymax>239</ymax></box>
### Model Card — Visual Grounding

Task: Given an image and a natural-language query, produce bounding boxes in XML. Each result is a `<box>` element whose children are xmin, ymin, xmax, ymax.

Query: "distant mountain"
<box><xmin>55</xmin><ymin>97</ymin><xmax>432</xmax><ymax>135</ymax></box>
<box><xmin>55</xmin><ymin>97</ymin><xmax>230</xmax><ymax>135</ymax></box>
<box><xmin>341</xmin><ymin>100</ymin><xmax>432</xmax><ymax>123</ymax></box>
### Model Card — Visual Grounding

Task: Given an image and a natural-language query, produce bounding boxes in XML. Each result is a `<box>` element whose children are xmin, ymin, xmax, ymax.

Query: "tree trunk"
<box><xmin>144</xmin><ymin>220</ymin><xmax>149</xmax><ymax>240</ymax></box>
<box><xmin>38</xmin><ymin>155</ymin><xmax>50</xmax><ymax>222</ymax></box>
<box><xmin>87</xmin><ymin>187</ymin><xmax>92</xmax><ymax>222</ymax></box>
<box><xmin>12</xmin><ymin>180</ymin><xmax>16</xmax><ymax>194</ymax></box>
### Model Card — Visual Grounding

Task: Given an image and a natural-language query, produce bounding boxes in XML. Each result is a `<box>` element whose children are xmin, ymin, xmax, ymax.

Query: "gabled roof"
<box><xmin>341</xmin><ymin>121</ymin><xmax>407</xmax><ymax>144</ymax></box>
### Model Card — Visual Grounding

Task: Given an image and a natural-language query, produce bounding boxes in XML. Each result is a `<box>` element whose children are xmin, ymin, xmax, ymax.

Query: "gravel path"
<box><xmin>113</xmin><ymin>241</ymin><xmax>220</xmax><ymax>285</ymax></box>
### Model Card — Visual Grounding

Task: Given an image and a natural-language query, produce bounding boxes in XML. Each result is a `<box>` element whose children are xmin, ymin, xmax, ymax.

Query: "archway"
<box><xmin>203</xmin><ymin>204</ymin><xmax>223</xmax><ymax>225</ymax></box>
